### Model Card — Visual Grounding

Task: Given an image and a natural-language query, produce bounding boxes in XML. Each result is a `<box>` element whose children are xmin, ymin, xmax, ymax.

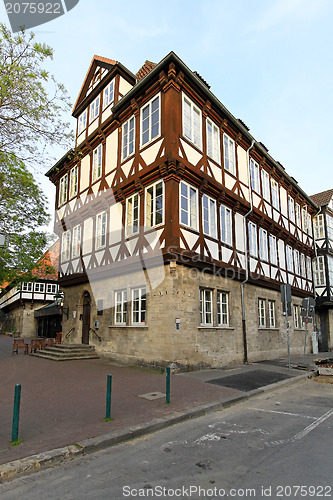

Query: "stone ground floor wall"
<box><xmin>0</xmin><ymin>303</ymin><xmax>44</xmax><ymax>338</ymax></box>
<box><xmin>60</xmin><ymin>263</ymin><xmax>313</xmax><ymax>369</ymax></box>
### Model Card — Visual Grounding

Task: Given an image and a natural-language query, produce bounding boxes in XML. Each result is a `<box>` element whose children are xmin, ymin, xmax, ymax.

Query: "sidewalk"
<box><xmin>0</xmin><ymin>334</ymin><xmax>329</xmax><ymax>482</ymax></box>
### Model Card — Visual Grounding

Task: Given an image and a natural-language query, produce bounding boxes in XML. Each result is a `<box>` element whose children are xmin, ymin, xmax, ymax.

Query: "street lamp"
<box><xmin>54</xmin><ymin>291</ymin><xmax>69</xmax><ymax>319</ymax></box>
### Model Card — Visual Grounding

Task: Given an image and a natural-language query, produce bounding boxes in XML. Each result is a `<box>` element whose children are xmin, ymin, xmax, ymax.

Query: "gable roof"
<box><xmin>310</xmin><ymin>189</ymin><xmax>333</xmax><ymax>207</ymax></box>
<box><xmin>136</xmin><ymin>60</ymin><xmax>157</xmax><ymax>80</ymax></box>
<box><xmin>73</xmin><ymin>55</ymin><xmax>117</xmax><ymax>115</ymax></box>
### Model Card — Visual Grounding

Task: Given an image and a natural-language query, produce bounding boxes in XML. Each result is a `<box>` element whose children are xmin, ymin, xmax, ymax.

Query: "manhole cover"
<box><xmin>207</xmin><ymin>369</ymin><xmax>293</xmax><ymax>392</ymax></box>
<box><xmin>138</xmin><ymin>392</ymin><xmax>165</xmax><ymax>401</ymax></box>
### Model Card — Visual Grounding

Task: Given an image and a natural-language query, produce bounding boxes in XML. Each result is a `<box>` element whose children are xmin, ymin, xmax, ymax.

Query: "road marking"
<box><xmin>250</xmin><ymin>407</ymin><xmax>317</xmax><ymax>420</ymax></box>
<box><xmin>293</xmin><ymin>409</ymin><xmax>333</xmax><ymax>440</ymax></box>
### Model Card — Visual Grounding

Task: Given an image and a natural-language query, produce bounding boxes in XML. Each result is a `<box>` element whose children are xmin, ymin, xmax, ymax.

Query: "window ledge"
<box><xmin>258</xmin><ymin>327</ymin><xmax>280</xmax><ymax>331</ymax></box>
<box><xmin>109</xmin><ymin>325</ymin><xmax>148</xmax><ymax>329</ymax></box>
<box><xmin>198</xmin><ymin>326</ymin><xmax>234</xmax><ymax>330</ymax></box>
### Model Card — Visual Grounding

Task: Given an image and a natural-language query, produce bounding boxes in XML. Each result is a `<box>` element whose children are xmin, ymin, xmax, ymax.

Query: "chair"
<box><xmin>44</xmin><ymin>338</ymin><xmax>56</xmax><ymax>347</ymax></box>
<box><xmin>12</xmin><ymin>339</ymin><xmax>27</xmax><ymax>355</ymax></box>
<box><xmin>29</xmin><ymin>338</ymin><xmax>44</xmax><ymax>353</ymax></box>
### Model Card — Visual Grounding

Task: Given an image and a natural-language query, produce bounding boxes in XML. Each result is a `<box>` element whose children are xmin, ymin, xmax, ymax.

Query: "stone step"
<box><xmin>30</xmin><ymin>351</ymin><xmax>99</xmax><ymax>362</ymax></box>
<box><xmin>29</xmin><ymin>343</ymin><xmax>99</xmax><ymax>361</ymax></box>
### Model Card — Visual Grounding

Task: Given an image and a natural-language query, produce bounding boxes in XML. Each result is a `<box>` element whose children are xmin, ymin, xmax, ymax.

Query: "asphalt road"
<box><xmin>0</xmin><ymin>379</ymin><xmax>332</xmax><ymax>500</ymax></box>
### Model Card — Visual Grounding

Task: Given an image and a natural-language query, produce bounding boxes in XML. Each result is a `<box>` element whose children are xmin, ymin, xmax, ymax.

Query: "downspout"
<box><xmin>312</xmin><ymin>206</ymin><xmax>322</xmax><ymax>339</ymax></box>
<box><xmin>241</xmin><ymin>139</ymin><xmax>255</xmax><ymax>363</ymax></box>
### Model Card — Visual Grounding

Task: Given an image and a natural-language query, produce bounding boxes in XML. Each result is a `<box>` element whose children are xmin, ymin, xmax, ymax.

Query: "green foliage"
<box><xmin>0</xmin><ymin>23</ymin><xmax>73</xmax><ymax>283</ymax></box>
<box><xmin>10</xmin><ymin>438</ymin><xmax>23</xmax><ymax>446</ymax></box>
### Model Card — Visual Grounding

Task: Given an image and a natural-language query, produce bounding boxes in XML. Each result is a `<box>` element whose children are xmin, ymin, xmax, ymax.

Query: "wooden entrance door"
<box><xmin>82</xmin><ymin>292</ymin><xmax>91</xmax><ymax>345</ymax></box>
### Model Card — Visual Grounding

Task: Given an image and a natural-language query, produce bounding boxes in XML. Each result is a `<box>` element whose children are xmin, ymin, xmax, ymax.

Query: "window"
<box><xmin>327</xmin><ymin>214</ymin><xmax>333</xmax><ymax>242</ymax></box>
<box><xmin>141</xmin><ymin>94</ymin><xmax>160</xmax><ymax>146</ymax></box>
<box><xmin>250</xmin><ymin>159</ymin><xmax>260</xmax><ymax>193</ymax></box>
<box><xmin>122</xmin><ymin>116</ymin><xmax>135</xmax><ymax>160</ymax></box>
<box><xmin>146</xmin><ymin>181</ymin><xmax>163</xmax><ymax>227</ymax></box>
<box><xmin>103</xmin><ymin>80</ymin><xmax>114</xmax><ymax>109</ymax></box>
<box><xmin>217</xmin><ymin>291</ymin><xmax>229</xmax><ymax>326</ymax></box>
<box><xmin>78</xmin><ymin>110</ymin><xmax>87</xmax><ymax>134</ymax></box>
<box><xmin>314</xmin><ymin>214</ymin><xmax>325</xmax><ymax>240</ymax></box>
<box><xmin>47</xmin><ymin>284</ymin><xmax>57</xmax><ymax>294</ymax></box>
<box><xmin>286</xmin><ymin>245</ymin><xmax>294</xmax><ymax>272</ymax></box>
<box><xmin>302</xmin><ymin>206</ymin><xmax>308</xmax><ymax>232</ymax></box>
<box><xmin>258</xmin><ymin>299</ymin><xmax>266</xmax><ymax>327</ymax></box>
<box><xmin>269</xmin><ymin>234</ymin><xmax>278</xmax><ymax>266</ymax></box>
<box><xmin>293</xmin><ymin>305</ymin><xmax>299</xmax><ymax>329</ymax></box>
<box><xmin>182</xmin><ymin>94</ymin><xmax>202</xmax><ymax>149</ymax></box>
<box><xmin>115</xmin><ymin>290</ymin><xmax>127</xmax><ymax>325</ymax></box>
<box><xmin>59</xmin><ymin>174</ymin><xmax>68</xmax><ymax>206</ymax></box>
<box><xmin>61</xmin><ymin>230</ymin><xmax>71</xmax><ymax>262</ymax></box>
<box><xmin>22</xmin><ymin>282</ymin><xmax>32</xmax><ymax>292</ymax></box>
<box><xmin>207</xmin><ymin>119</ymin><xmax>220</xmax><ymax>163</ymax></box>
<box><xmin>199</xmin><ymin>288</ymin><xmax>213</xmax><ymax>326</ymax></box>
<box><xmin>294</xmin><ymin>249</ymin><xmax>300</xmax><ymax>275</ymax></box>
<box><xmin>202</xmin><ymin>194</ymin><xmax>217</xmax><ymax>238</ymax></box>
<box><xmin>271</xmin><ymin>179</ymin><xmax>279</xmax><ymax>210</ymax></box>
<box><xmin>248</xmin><ymin>222</ymin><xmax>258</xmax><ymax>257</ymax></box>
<box><xmin>126</xmin><ymin>193</ymin><xmax>140</xmax><ymax>236</ymax></box>
<box><xmin>220</xmin><ymin>204</ymin><xmax>232</xmax><ymax>246</ymax></box>
<box><xmin>132</xmin><ymin>287</ymin><xmax>146</xmax><ymax>324</ymax></box>
<box><xmin>314</xmin><ymin>256</ymin><xmax>326</xmax><ymax>287</ymax></box>
<box><xmin>259</xmin><ymin>228</ymin><xmax>268</xmax><ymax>261</ymax></box>
<box><xmin>288</xmin><ymin>196</ymin><xmax>295</xmax><ymax>223</ymax></box>
<box><xmin>261</xmin><ymin>170</ymin><xmax>270</xmax><ymax>201</ymax></box>
<box><xmin>96</xmin><ymin>211</ymin><xmax>107</xmax><ymax>249</ymax></box>
<box><xmin>295</xmin><ymin>203</ymin><xmax>301</xmax><ymax>228</ymax></box>
<box><xmin>307</xmin><ymin>213</ymin><xmax>312</xmax><ymax>236</ymax></box>
<box><xmin>92</xmin><ymin>144</ymin><xmax>102</xmax><ymax>182</ymax></box>
<box><xmin>328</xmin><ymin>256</ymin><xmax>333</xmax><ymax>287</ymax></box>
<box><xmin>223</xmin><ymin>134</ymin><xmax>235</xmax><ymax>175</ymax></box>
<box><xmin>180</xmin><ymin>181</ymin><xmax>198</xmax><ymax>230</ymax></box>
<box><xmin>34</xmin><ymin>283</ymin><xmax>45</xmax><ymax>293</ymax></box>
<box><xmin>301</xmin><ymin>253</ymin><xmax>306</xmax><ymax>278</ymax></box>
<box><xmin>90</xmin><ymin>95</ymin><xmax>100</xmax><ymax>123</ymax></box>
<box><xmin>268</xmin><ymin>301</ymin><xmax>276</xmax><ymax>328</ymax></box>
<box><xmin>306</xmin><ymin>256</ymin><xmax>312</xmax><ymax>280</ymax></box>
<box><xmin>69</xmin><ymin>165</ymin><xmax>78</xmax><ymax>199</ymax></box>
<box><xmin>72</xmin><ymin>225</ymin><xmax>81</xmax><ymax>258</ymax></box>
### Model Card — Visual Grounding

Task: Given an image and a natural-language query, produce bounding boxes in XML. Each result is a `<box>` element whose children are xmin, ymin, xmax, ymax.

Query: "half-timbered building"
<box><xmin>0</xmin><ymin>240</ymin><xmax>60</xmax><ymax>337</ymax></box>
<box><xmin>46</xmin><ymin>52</ymin><xmax>318</xmax><ymax>368</ymax></box>
<box><xmin>310</xmin><ymin>189</ymin><xmax>333</xmax><ymax>351</ymax></box>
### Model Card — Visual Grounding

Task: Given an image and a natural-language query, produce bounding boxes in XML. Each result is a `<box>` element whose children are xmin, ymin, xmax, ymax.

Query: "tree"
<box><xmin>0</xmin><ymin>24</ymin><xmax>73</xmax><ymax>283</ymax></box>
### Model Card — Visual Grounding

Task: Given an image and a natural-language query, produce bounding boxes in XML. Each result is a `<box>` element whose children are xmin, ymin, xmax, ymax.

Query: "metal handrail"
<box><xmin>65</xmin><ymin>327</ymin><xmax>75</xmax><ymax>339</ymax></box>
<box><xmin>89</xmin><ymin>327</ymin><xmax>102</xmax><ymax>342</ymax></box>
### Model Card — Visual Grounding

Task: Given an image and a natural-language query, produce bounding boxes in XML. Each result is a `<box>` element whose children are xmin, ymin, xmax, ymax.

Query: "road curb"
<box><xmin>0</xmin><ymin>371</ymin><xmax>311</xmax><ymax>483</ymax></box>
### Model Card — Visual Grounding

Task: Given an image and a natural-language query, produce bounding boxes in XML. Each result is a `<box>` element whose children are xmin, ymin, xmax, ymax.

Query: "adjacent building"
<box><xmin>46</xmin><ymin>52</ymin><xmax>319</xmax><ymax>369</ymax></box>
<box><xmin>310</xmin><ymin>189</ymin><xmax>333</xmax><ymax>351</ymax></box>
<box><xmin>0</xmin><ymin>240</ymin><xmax>60</xmax><ymax>338</ymax></box>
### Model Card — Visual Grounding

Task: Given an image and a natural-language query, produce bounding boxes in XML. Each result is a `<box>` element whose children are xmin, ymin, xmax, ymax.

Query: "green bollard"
<box><xmin>166</xmin><ymin>366</ymin><xmax>171</xmax><ymax>404</ymax></box>
<box><xmin>106</xmin><ymin>374</ymin><xmax>112</xmax><ymax>420</ymax></box>
<box><xmin>11</xmin><ymin>384</ymin><xmax>21</xmax><ymax>443</ymax></box>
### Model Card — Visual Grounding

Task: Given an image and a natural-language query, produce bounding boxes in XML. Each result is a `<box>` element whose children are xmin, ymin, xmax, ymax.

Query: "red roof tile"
<box><xmin>136</xmin><ymin>60</ymin><xmax>157</xmax><ymax>80</ymax></box>
<box><xmin>310</xmin><ymin>189</ymin><xmax>333</xmax><ymax>207</ymax></box>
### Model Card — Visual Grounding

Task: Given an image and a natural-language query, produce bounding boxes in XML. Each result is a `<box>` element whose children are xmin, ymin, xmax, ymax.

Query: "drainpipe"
<box><xmin>241</xmin><ymin>139</ymin><xmax>255</xmax><ymax>364</ymax></box>
<box><xmin>312</xmin><ymin>205</ymin><xmax>322</xmax><ymax>340</ymax></box>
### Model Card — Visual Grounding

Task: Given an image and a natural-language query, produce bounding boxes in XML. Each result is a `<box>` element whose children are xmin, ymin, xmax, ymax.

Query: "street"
<box><xmin>0</xmin><ymin>378</ymin><xmax>332</xmax><ymax>499</ymax></box>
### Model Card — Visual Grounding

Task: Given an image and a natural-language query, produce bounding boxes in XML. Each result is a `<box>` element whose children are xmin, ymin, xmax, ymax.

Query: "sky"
<box><xmin>1</xmin><ymin>0</ymin><xmax>333</xmax><ymax>232</ymax></box>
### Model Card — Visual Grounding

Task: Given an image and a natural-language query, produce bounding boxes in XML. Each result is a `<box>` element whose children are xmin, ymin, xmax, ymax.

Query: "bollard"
<box><xmin>11</xmin><ymin>384</ymin><xmax>21</xmax><ymax>443</ymax></box>
<box><xmin>166</xmin><ymin>366</ymin><xmax>171</xmax><ymax>404</ymax></box>
<box><xmin>106</xmin><ymin>374</ymin><xmax>112</xmax><ymax>420</ymax></box>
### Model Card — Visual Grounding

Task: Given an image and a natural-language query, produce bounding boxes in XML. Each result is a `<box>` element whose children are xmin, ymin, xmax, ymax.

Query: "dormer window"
<box><xmin>103</xmin><ymin>80</ymin><xmax>114</xmax><ymax>110</ymax></box>
<box><xmin>90</xmin><ymin>95</ymin><xmax>100</xmax><ymax>123</ymax></box>
<box><xmin>78</xmin><ymin>110</ymin><xmax>87</xmax><ymax>135</ymax></box>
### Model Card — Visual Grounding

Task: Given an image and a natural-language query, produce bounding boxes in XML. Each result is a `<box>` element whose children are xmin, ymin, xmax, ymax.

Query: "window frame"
<box><xmin>314</xmin><ymin>256</ymin><xmax>326</xmax><ymax>287</ymax></box>
<box><xmin>199</xmin><ymin>288</ymin><xmax>213</xmax><ymax>326</ymax></box>
<box><xmin>96</xmin><ymin>211</ymin><xmax>107</xmax><ymax>250</ymax></box>
<box><xmin>217</xmin><ymin>291</ymin><xmax>229</xmax><ymax>326</ymax></box>
<box><xmin>223</xmin><ymin>134</ymin><xmax>235</xmax><ymax>175</ymax></box>
<box><xmin>250</xmin><ymin>159</ymin><xmax>260</xmax><ymax>194</ymax></box>
<box><xmin>126</xmin><ymin>193</ymin><xmax>140</xmax><ymax>237</ymax></box>
<box><xmin>179</xmin><ymin>181</ymin><xmax>198</xmax><ymax>231</ymax></box>
<box><xmin>132</xmin><ymin>287</ymin><xmax>146</xmax><ymax>325</ymax></box>
<box><xmin>258</xmin><ymin>298</ymin><xmax>266</xmax><ymax>327</ymax></box>
<box><xmin>206</xmin><ymin>118</ymin><xmax>220</xmax><ymax>164</ymax></box>
<box><xmin>314</xmin><ymin>214</ymin><xmax>325</xmax><ymax>240</ymax></box>
<box><xmin>220</xmin><ymin>204</ymin><xmax>232</xmax><ymax>246</ymax></box>
<box><xmin>72</xmin><ymin>224</ymin><xmax>81</xmax><ymax>259</ymax></box>
<box><xmin>103</xmin><ymin>79</ymin><xmax>115</xmax><ymax>110</ymax></box>
<box><xmin>259</xmin><ymin>228</ymin><xmax>268</xmax><ymax>262</ymax></box>
<box><xmin>182</xmin><ymin>93</ymin><xmax>202</xmax><ymax>150</ymax></box>
<box><xmin>261</xmin><ymin>169</ymin><xmax>270</xmax><ymax>202</ymax></box>
<box><xmin>286</xmin><ymin>245</ymin><xmax>294</xmax><ymax>272</ymax></box>
<box><xmin>78</xmin><ymin>109</ymin><xmax>87</xmax><ymax>135</ymax></box>
<box><xmin>69</xmin><ymin>165</ymin><xmax>78</xmax><ymax>199</ymax></box>
<box><xmin>268</xmin><ymin>300</ymin><xmax>276</xmax><ymax>328</ymax></box>
<box><xmin>92</xmin><ymin>144</ymin><xmax>103</xmax><ymax>183</ymax></box>
<box><xmin>89</xmin><ymin>95</ymin><xmax>100</xmax><ymax>123</ymax></box>
<box><xmin>46</xmin><ymin>283</ymin><xmax>57</xmax><ymax>294</ymax></box>
<box><xmin>145</xmin><ymin>180</ymin><xmax>164</xmax><ymax>228</ymax></box>
<box><xmin>58</xmin><ymin>174</ymin><xmax>68</xmax><ymax>207</ymax></box>
<box><xmin>61</xmin><ymin>230</ymin><xmax>71</xmax><ymax>262</ymax></box>
<box><xmin>34</xmin><ymin>282</ymin><xmax>45</xmax><ymax>293</ymax></box>
<box><xmin>114</xmin><ymin>289</ymin><xmax>128</xmax><ymax>325</ymax></box>
<box><xmin>248</xmin><ymin>221</ymin><xmax>258</xmax><ymax>257</ymax></box>
<box><xmin>288</xmin><ymin>196</ymin><xmax>295</xmax><ymax>223</ymax></box>
<box><xmin>271</xmin><ymin>179</ymin><xmax>279</xmax><ymax>210</ymax></box>
<box><xmin>22</xmin><ymin>282</ymin><xmax>33</xmax><ymax>292</ymax></box>
<box><xmin>122</xmin><ymin>115</ymin><xmax>135</xmax><ymax>161</ymax></box>
<box><xmin>202</xmin><ymin>194</ymin><xmax>217</xmax><ymax>239</ymax></box>
<box><xmin>141</xmin><ymin>93</ymin><xmax>161</xmax><ymax>147</ymax></box>
<box><xmin>269</xmin><ymin>234</ymin><xmax>278</xmax><ymax>266</ymax></box>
